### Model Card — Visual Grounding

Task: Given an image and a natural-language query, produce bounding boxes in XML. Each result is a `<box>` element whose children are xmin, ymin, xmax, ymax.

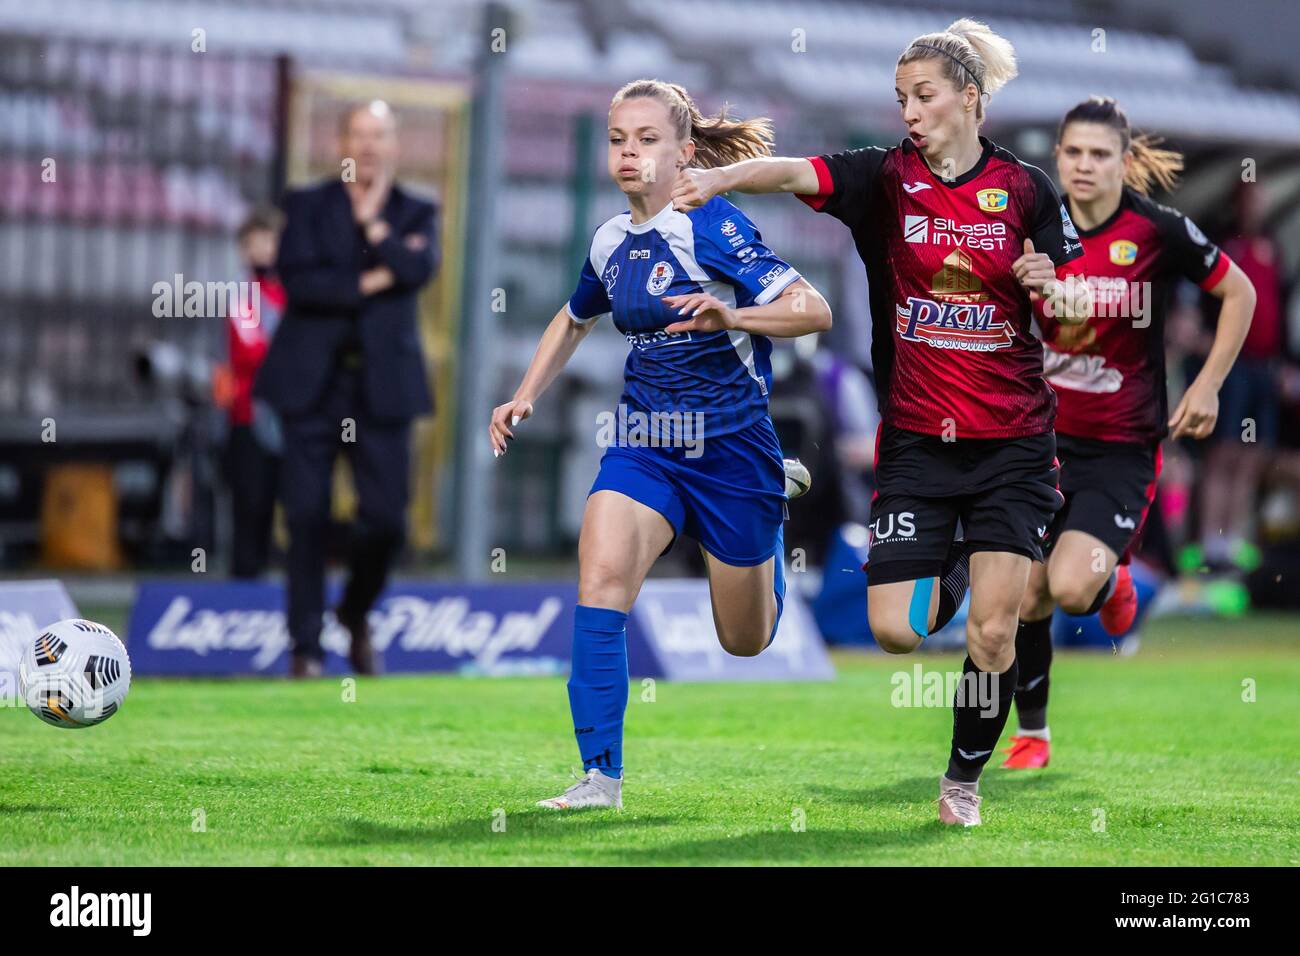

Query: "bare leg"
<box><xmin>967</xmin><ymin>550</ymin><xmax>1030</xmax><ymax>672</ymax></box>
<box><xmin>577</xmin><ymin>490</ymin><xmax>675</xmax><ymax>611</ymax></box>
<box><xmin>866</xmin><ymin>577</ymin><xmax>941</xmax><ymax>655</ymax></box>
<box><xmin>700</xmin><ymin>548</ymin><xmax>779</xmax><ymax>657</ymax></box>
<box><xmin>1046</xmin><ymin>530</ymin><xmax>1118</xmax><ymax>615</ymax></box>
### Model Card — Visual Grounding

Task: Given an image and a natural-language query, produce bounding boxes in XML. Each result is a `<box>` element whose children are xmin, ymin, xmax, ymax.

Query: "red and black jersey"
<box><xmin>1035</xmin><ymin>187</ymin><xmax>1230</xmax><ymax>443</ymax></box>
<box><xmin>798</xmin><ymin>136</ymin><xmax>1083</xmax><ymax>439</ymax></box>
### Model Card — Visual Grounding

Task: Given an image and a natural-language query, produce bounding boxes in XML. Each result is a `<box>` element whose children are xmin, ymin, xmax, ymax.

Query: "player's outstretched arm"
<box><xmin>662</xmin><ymin>279</ymin><xmax>831</xmax><ymax>338</ymax></box>
<box><xmin>671</xmin><ymin>158</ymin><xmax>821</xmax><ymax>211</ymax></box>
<box><xmin>489</xmin><ymin>306</ymin><xmax>596</xmax><ymax>457</ymax></box>
<box><xmin>1169</xmin><ymin>260</ymin><xmax>1257</xmax><ymax>439</ymax></box>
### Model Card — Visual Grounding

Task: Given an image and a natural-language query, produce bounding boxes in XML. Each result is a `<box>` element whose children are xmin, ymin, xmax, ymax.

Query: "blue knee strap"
<box><xmin>908</xmin><ymin>577</ymin><xmax>935</xmax><ymax>639</ymax></box>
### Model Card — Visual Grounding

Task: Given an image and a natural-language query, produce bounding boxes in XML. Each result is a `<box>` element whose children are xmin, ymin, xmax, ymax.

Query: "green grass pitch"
<box><xmin>2</xmin><ymin>614</ymin><xmax>1297</xmax><ymax>866</ymax></box>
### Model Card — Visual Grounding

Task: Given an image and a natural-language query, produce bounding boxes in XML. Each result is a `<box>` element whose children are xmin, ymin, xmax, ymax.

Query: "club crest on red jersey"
<box><xmin>977</xmin><ymin>188</ymin><xmax>1008</xmax><ymax>213</ymax></box>
<box><xmin>1109</xmin><ymin>240</ymin><xmax>1138</xmax><ymax>266</ymax></box>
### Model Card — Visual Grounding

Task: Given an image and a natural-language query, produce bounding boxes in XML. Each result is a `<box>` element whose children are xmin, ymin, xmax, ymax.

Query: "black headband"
<box><xmin>910</xmin><ymin>43</ymin><xmax>984</xmax><ymax>96</ymax></box>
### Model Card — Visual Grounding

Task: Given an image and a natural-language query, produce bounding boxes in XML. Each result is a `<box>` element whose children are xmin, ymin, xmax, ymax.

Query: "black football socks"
<box><xmin>946</xmin><ymin>654</ymin><xmax>1018</xmax><ymax>786</ymax></box>
<box><xmin>930</xmin><ymin>541</ymin><xmax>971</xmax><ymax>635</ymax></box>
<box><xmin>1084</xmin><ymin>570</ymin><xmax>1117</xmax><ymax>615</ymax></box>
<box><xmin>1013</xmin><ymin>616</ymin><xmax>1053</xmax><ymax>733</ymax></box>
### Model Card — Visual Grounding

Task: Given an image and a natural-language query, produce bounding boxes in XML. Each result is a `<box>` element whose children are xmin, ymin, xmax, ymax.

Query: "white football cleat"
<box><xmin>938</xmin><ymin>783</ymin><xmax>982</xmax><ymax>827</ymax></box>
<box><xmin>537</xmin><ymin>768</ymin><xmax>623</xmax><ymax>810</ymax></box>
<box><xmin>783</xmin><ymin>458</ymin><xmax>812</xmax><ymax>499</ymax></box>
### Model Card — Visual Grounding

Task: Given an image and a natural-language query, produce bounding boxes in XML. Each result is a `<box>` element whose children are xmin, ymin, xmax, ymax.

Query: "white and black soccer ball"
<box><xmin>18</xmin><ymin>619</ymin><xmax>131</xmax><ymax>729</ymax></box>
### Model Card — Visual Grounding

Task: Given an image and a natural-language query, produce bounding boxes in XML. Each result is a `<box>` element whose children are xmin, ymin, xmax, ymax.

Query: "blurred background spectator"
<box><xmin>1192</xmin><ymin>182</ymin><xmax>1290</xmax><ymax>572</ymax></box>
<box><xmin>255</xmin><ymin>101</ymin><xmax>440</xmax><ymax>677</ymax></box>
<box><xmin>216</xmin><ymin>204</ymin><xmax>285</xmax><ymax>579</ymax></box>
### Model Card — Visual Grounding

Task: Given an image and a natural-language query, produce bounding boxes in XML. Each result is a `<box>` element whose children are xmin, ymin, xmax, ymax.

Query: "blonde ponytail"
<box><xmin>898</xmin><ymin>18</ymin><xmax>1018</xmax><ymax>125</ymax></box>
<box><xmin>946</xmin><ymin>19</ymin><xmax>1018</xmax><ymax>95</ymax></box>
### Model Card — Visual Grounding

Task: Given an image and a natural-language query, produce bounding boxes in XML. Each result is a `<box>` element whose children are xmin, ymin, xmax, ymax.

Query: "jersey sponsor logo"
<box><xmin>895</xmin><ymin>297</ymin><xmax>1010</xmax><ymax>351</ymax></box>
<box><xmin>902</xmin><ymin>215</ymin><xmax>1009</xmax><ymax>250</ymax></box>
<box><xmin>720</xmin><ymin>219</ymin><xmax>737</xmax><ymax>237</ymax></box>
<box><xmin>903</xmin><ymin>181</ymin><xmax>933</xmax><ymax>194</ymax></box>
<box><xmin>628</xmin><ymin>248</ymin><xmax>650</xmax><ymax>259</ymax></box>
<box><xmin>645</xmin><ymin>261</ymin><xmax>674</xmax><ymax>295</ymax></box>
<box><xmin>1114</xmin><ymin>514</ymin><xmax>1137</xmax><ymax>530</ymax></box>
<box><xmin>930</xmin><ymin>249</ymin><xmax>988</xmax><ymax>304</ymax></box>
<box><xmin>1185</xmin><ymin>216</ymin><xmax>1208</xmax><ymax>246</ymax></box>
<box><xmin>977</xmin><ymin>188</ymin><xmax>1008</xmax><ymax>213</ymax></box>
<box><xmin>1060</xmin><ymin>203</ymin><xmax>1080</xmax><ymax>240</ymax></box>
<box><xmin>1109</xmin><ymin>240</ymin><xmax>1138</xmax><ymax>266</ymax></box>
<box><xmin>868</xmin><ymin>510</ymin><xmax>916</xmax><ymax>545</ymax></box>
<box><xmin>602</xmin><ymin>261</ymin><xmax>619</xmax><ymax>294</ymax></box>
<box><xmin>625</xmin><ymin>328</ymin><xmax>693</xmax><ymax>350</ymax></box>
<box><xmin>1042</xmin><ymin>345</ymin><xmax>1124</xmax><ymax>393</ymax></box>
<box><xmin>757</xmin><ymin>264</ymin><xmax>788</xmax><ymax>288</ymax></box>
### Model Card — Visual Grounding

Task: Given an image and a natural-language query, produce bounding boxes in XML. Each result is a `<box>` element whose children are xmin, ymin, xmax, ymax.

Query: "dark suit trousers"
<box><xmin>225</xmin><ymin>424</ymin><xmax>279</xmax><ymax>579</ymax></box>
<box><xmin>279</xmin><ymin>365</ymin><xmax>411</xmax><ymax>659</ymax></box>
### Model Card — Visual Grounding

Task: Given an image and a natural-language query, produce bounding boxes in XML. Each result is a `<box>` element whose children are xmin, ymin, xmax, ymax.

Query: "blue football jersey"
<box><xmin>566</xmin><ymin>196</ymin><xmax>801</xmax><ymax>438</ymax></box>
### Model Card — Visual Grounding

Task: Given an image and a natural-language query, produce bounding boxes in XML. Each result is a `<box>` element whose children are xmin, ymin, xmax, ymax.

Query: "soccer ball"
<box><xmin>18</xmin><ymin>619</ymin><xmax>132</xmax><ymax>729</ymax></box>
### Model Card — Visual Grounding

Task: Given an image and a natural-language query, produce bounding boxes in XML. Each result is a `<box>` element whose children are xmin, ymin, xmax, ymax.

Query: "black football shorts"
<box><xmin>1044</xmin><ymin>433</ymin><xmax>1161</xmax><ymax>562</ymax></box>
<box><xmin>866</xmin><ymin>424</ymin><xmax>1063</xmax><ymax>585</ymax></box>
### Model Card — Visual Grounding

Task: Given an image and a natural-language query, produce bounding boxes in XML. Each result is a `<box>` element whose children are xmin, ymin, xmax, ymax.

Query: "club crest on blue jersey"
<box><xmin>646</xmin><ymin>261</ymin><xmax>674</xmax><ymax>295</ymax></box>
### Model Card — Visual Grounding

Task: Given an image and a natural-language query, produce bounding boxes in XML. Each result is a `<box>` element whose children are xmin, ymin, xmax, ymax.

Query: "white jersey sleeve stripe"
<box><xmin>753</xmin><ymin>267</ymin><xmax>802</xmax><ymax>305</ymax></box>
<box><xmin>590</xmin><ymin>214</ymin><xmax>632</xmax><ymax>276</ymax></box>
<box><xmin>566</xmin><ymin>301</ymin><xmax>609</xmax><ymax>325</ymax></box>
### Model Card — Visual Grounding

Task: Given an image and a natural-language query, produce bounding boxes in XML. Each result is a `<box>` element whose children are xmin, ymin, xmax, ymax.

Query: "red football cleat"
<box><xmin>1099</xmin><ymin>564</ymin><xmax>1137</xmax><ymax>636</ymax></box>
<box><xmin>1001</xmin><ymin>735</ymin><xmax>1050</xmax><ymax>769</ymax></box>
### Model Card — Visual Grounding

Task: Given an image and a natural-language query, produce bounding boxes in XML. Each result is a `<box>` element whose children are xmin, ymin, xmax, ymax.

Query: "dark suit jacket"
<box><xmin>255</xmin><ymin>179</ymin><xmax>439</xmax><ymax>422</ymax></box>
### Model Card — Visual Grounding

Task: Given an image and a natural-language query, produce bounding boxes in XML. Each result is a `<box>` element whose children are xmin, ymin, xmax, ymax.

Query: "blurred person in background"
<box><xmin>769</xmin><ymin>334</ymin><xmax>878</xmax><ymax>566</ymax></box>
<box><xmin>255</xmin><ymin>101</ymin><xmax>440</xmax><ymax>678</ymax></box>
<box><xmin>1195</xmin><ymin>182</ymin><xmax>1287</xmax><ymax>571</ymax></box>
<box><xmin>224</xmin><ymin>205</ymin><xmax>286</xmax><ymax>579</ymax></box>
<box><xmin>809</xmin><ymin>336</ymin><xmax>878</xmax><ymax>522</ymax></box>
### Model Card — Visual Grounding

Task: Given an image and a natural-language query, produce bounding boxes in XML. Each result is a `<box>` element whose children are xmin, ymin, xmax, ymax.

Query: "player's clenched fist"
<box><xmin>1011</xmin><ymin>238</ymin><xmax>1057</xmax><ymax>299</ymax></box>
<box><xmin>671</xmin><ymin>167</ymin><xmax>723</xmax><ymax>211</ymax></box>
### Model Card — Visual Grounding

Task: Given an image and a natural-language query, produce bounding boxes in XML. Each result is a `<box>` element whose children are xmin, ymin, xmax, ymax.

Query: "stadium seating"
<box><xmin>2</xmin><ymin>0</ymin><xmax>1297</xmax><ymax>554</ymax></box>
